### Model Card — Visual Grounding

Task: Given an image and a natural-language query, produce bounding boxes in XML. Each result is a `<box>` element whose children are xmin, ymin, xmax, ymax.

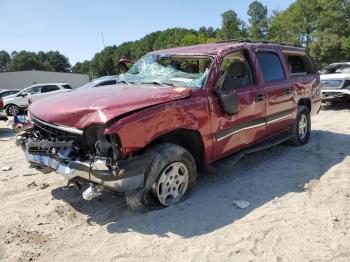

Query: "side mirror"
<box><xmin>214</xmin><ymin>88</ymin><xmax>240</xmax><ymax>115</ymax></box>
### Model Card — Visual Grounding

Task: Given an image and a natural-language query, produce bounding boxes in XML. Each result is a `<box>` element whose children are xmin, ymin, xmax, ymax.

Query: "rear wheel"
<box><xmin>6</xmin><ymin>104</ymin><xmax>19</xmax><ymax>116</ymax></box>
<box><xmin>125</xmin><ymin>143</ymin><xmax>197</xmax><ymax>212</ymax></box>
<box><xmin>287</xmin><ymin>105</ymin><xmax>311</xmax><ymax>146</ymax></box>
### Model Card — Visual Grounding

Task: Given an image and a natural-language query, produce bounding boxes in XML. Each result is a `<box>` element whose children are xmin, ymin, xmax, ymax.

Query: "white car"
<box><xmin>76</xmin><ymin>75</ymin><xmax>118</xmax><ymax>90</ymax></box>
<box><xmin>320</xmin><ymin>73</ymin><xmax>350</xmax><ymax>101</ymax></box>
<box><xmin>3</xmin><ymin>83</ymin><xmax>72</xmax><ymax>116</ymax></box>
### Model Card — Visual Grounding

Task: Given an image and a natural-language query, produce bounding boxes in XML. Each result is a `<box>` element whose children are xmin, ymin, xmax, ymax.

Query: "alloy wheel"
<box><xmin>298</xmin><ymin>114</ymin><xmax>308</xmax><ymax>140</ymax></box>
<box><xmin>153</xmin><ymin>162</ymin><xmax>189</xmax><ymax>206</ymax></box>
<box><xmin>8</xmin><ymin>105</ymin><xmax>19</xmax><ymax>116</ymax></box>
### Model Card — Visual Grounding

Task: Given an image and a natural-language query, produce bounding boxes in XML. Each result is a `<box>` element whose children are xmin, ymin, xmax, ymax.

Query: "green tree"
<box><xmin>247</xmin><ymin>1</ymin><xmax>268</xmax><ymax>40</ymax></box>
<box><xmin>0</xmin><ymin>50</ymin><xmax>11</xmax><ymax>72</ymax></box>
<box><xmin>45</xmin><ymin>51</ymin><xmax>71</xmax><ymax>72</ymax></box>
<box><xmin>90</xmin><ymin>46</ymin><xmax>117</xmax><ymax>77</ymax></box>
<box><xmin>317</xmin><ymin>0</ymin><xmax>350</xmax><ymax>35</ymax></box>
<box><xmin>72</xmin><ymin>60</ymin><xmax>90</xmax><ymax>74</ymax></box>
<box><xmin>269</xmin><ymin>0</ymin><xmax>320</xmax><ymax>48</ymax></box>
<box><xmin>9</xmin><ymin>51</ymin><xmax>44</xmax><ymax>71</ymax></box>
<box><xmin>218</xmin><ymin>10</ymin><xmax>244</xmax><ymax>40</ymax></box>
<box><xmin>310</xmin><ymin>34</ymin><xmax>350</xmax><ymax>68</ymax></box>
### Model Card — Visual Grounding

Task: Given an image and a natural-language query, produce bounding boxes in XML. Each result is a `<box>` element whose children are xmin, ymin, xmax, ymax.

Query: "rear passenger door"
<box><xmin>256</xmin><ymin>50</ymin><xmax>294</xmax><ymax>136</ymax></box>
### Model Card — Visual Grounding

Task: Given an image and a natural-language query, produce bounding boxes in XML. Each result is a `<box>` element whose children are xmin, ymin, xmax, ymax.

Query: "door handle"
<box><xmin>255</xmin><ymin>92</ymin><xmax>265</xmax><ymax>102</ymax></box>
<box><xmin>285</xmin><ymin>88</ymin><xmax>291</xmax><ymax>95</ymax></box>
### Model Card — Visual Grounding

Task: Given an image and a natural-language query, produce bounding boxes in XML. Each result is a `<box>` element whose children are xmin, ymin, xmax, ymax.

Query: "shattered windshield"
<box><xmin>117</xmin><ymin>54</ymin><xmax>213</xmax><ymax>88</ymax></box>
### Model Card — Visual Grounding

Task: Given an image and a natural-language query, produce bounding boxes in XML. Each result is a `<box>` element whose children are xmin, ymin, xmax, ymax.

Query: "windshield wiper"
<box><xmin>116</xmin><ymin>80</ymin><xmax>132</xmax><ymax>85</ymax></box>
<box><xmin>141</xmin><ymin>81</ymin><xmax>175</xmax><ymax>87</ymax></box>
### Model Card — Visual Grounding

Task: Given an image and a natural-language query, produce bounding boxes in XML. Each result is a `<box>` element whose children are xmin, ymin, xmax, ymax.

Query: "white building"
<box><xmin>0</xmin><ymin>70</ymin><xmax>89</xmax><ymax>90</ymax></box>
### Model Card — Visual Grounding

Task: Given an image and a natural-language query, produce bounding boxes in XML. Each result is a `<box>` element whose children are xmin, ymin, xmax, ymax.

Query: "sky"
<box><xmin>1</xmin><ymin>0</ymin><xmax>295</xmax><ymax>65</ymax></box>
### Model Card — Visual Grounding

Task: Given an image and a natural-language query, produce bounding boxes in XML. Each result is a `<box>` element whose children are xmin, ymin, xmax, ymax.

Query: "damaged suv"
<box><xmin>17</xmin><ymin>41</ymin><xmax>321</xmax><ymax>210</ymax></box>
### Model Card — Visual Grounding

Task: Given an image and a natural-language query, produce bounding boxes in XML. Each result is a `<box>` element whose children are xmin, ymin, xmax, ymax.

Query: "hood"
<box><xmin>320</xmin><ymin>73</ymin><xmax>350</xmax><ymax>80</ymax></box>
<box><xmin>29</xmin><ymin>84</ymin><xmax>192</xmax><ymax>129</ymax></box>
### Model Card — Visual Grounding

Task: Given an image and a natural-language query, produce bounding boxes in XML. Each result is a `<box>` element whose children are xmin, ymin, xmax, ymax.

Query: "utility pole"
<box><xmin>101</xmin><ymin>32</ymin><xmax>106</xmax><ymax>48</ymax></box>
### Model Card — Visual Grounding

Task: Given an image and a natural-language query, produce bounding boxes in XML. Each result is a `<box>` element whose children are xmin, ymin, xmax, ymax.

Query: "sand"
<box><xmin>0</xmin><ymin>103</ymin><xmax>349</xmax><ymax>262</ymax></box>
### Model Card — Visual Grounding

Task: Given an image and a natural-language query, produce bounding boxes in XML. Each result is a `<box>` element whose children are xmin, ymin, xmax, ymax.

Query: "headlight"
<box><xmin>343</xmin><ymin>80</ymin><xmax>350</xmax><ymax>90</ymax></box>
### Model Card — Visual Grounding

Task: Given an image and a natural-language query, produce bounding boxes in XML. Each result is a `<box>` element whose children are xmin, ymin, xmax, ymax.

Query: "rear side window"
<box><xmin>256</xmin><ymin>52</ymin><xmax>285</xmax><ymax>83</ymax></box>
<box><xmin>41</xmin><ymin>85</ymin><xmax>60</xmax><ymax>93</ymax></box>
<box><xmin>62</xmin><ymin>84</ymin><xmax>72</xmax><ymax>89</ymax></box>
<box><xmin>283</xmin><ymin>53</ymin><xmax>315</xmax><ymax>76</ymax></box>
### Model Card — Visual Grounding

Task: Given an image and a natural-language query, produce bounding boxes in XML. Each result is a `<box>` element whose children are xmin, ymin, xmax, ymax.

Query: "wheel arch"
<box><xmin>144</xmin><ymin>128</ymin><xmax>205</xmax><ymax>168</ymax></box>
<box><xmin>298</xmin><ymin>98</ymin><xmax>311</xmax><ymax>112</ymax></box>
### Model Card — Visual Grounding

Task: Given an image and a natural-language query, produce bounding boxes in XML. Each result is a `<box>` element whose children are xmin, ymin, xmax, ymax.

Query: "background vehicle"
<box><xmin>319</xmin><ymin>62</ymin><xmax>350</xmax><ymax>75</ymax></box>
<box><xmin>0</xmin><ymin>89</ymin><xmax>21</xmax><ymax>99</ymax></box>
<box><xmin>77</xmin><ymin>75</ymin><xmax>118</xmax><ymax>90</ymax></box>
<box><xmin>3</xmin><ymin>83</ymin><xmax>72</xmax><ymax>116</ymax></box>
<box><xmin>0</xmin><ymin>99</ymin><xmax>7</xmax><ymax>122</ymax></box>
<box><xmin>17</xmin><ymin>41</ymin><xmax>321</xmax><ymax>210</ymax></box>
<box><xmin>320</xmin><ymin>63</ymin><xmax>350</xmax><ymax>101</ymax></box>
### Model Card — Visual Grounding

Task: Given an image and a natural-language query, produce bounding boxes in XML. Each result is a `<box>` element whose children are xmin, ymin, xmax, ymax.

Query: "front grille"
<box><xmin>321</xmin><ymin>80</ymin><xmax>343</xmax><ymax>90</ymax></box>
<box><xmin>32</xmin><ymin>118</ymin><xmax>80</xmax><ymax>141</ymax></box>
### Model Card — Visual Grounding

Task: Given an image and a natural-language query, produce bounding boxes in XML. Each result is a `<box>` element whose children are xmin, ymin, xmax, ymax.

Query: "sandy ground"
<box><xmin>0</xmin><ymin>103</ymin><xmax>349</xmax><ymax>262</ymax></box>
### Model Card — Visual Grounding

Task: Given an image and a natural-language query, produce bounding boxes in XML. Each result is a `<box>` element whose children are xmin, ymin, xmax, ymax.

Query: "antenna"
<box><xmin>101</xmin><ymin>32</ymin><xmax>106</xmax><ymax>48</ymax></box>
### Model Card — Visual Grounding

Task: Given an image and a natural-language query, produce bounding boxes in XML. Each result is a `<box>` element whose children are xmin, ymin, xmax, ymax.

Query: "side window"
<box><xmin>218</xmin><ymin>51</ymin><xmax>254</xmax><ymax>90</ymax></box>
<box><xmin>30</xmin><ymin>86</ymin><xmax>41</xmax><ymax>94</ymax></box>
<box><xmin>284</xmin><ymin>53</ymin><xmax>315</xmax><ymax>76</ymax></box>
<box><xmin>256</xmin><ymin>52</ymin><xmax>285</xmax><ymax>83</ymax></box>
<box><xmin>96</xmin><ymin>80</ymin><xmax>116</xmax><ymax>87</ymax></box>
<box><xmin>41</xmin><ymin>85</ymin><xmax>60</xmax><ymax>93</ymax></box>
<box><xmin>62</xmin><ymin>84</ymin><xmax>72</xmax><ymax>89</ymax></box>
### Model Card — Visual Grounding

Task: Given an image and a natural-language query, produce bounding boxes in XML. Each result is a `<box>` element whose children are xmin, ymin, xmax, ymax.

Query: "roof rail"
<box><xmin>214</xmin><ymin>39</ymin><xmax>301</xmax><ymax>48</ymax></box>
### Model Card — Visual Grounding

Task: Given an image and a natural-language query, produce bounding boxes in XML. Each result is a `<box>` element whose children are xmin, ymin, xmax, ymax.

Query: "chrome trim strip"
<box><xmin>266</xmin><ymin>113</ymin><xmax>293</xmax><ymax>125</ymax></box>
<box><xmin>216</xmin><ymin>122</ymin><xmax>266</xmax><ymax>142</ymax></box>
<box><xmin>32</xmin><ymin>115</ymin><xmax>83</xmax><ymax>135</ymax></box>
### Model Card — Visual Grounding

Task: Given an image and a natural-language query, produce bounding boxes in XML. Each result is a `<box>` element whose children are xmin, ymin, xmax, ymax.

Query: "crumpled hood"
<box><xmin>29</xmin><ymin>84</ymin><xmax>192</xmax><ymax>129</ymax></box>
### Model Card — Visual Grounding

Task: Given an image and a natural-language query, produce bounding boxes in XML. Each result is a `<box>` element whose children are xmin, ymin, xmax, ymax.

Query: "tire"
<box><xmin>6</xmin><ymin>104</ymin><xmax>20</xmax><ymax>116</ymax></box>
<box><xmin>125</xmin><ymin>143</ymin><xmax>197</xmax><ymax>212</ymax></box>
<box><xmin>287</xmin><ymin>105</ymin><xmax>311</xmax><ymax>146</ymax></box>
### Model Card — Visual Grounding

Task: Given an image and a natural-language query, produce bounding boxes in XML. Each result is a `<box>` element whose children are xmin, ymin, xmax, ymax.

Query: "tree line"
<box><xmin>1</xmin><ymin>0</ymin><xmax>350</xmax><ymax>78</ymax></box>
<box><xmin>0</xmin><ymin>50</ymin><xmax>70</xmax><ymax>73</ymax></box>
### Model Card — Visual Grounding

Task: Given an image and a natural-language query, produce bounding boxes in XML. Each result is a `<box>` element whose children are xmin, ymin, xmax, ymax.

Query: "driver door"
<box><xmin>18</xmin><ymin>86</ymin><xmax>41</xmax><ymax>107</ymax></box>
<box><xmin>211</xmin><ymin>50</ymin><xmax>266</xmax><ymax>160</ymax></box>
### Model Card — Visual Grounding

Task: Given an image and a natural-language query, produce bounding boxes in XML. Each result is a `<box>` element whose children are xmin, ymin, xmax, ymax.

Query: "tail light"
<box><xmin>0</xmin><ymin>99</ymin><xmax>3</xmax><ymax>110</ymax></box>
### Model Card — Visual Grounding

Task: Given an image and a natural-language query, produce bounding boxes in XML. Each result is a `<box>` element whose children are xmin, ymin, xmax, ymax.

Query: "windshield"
<box><xmin>117</xmin><ymin>54</ymin><xmax>213</xmax><ymax>88</ymax></box>
<box><xmin>18</xmin><ymin>86</ymin><xmax>34</xmax><ymax>95</ymax></box>
<box><xmin>323</xmin><ymin>63</ymin><xmax>350</xmax><ymax>74</ymax></box>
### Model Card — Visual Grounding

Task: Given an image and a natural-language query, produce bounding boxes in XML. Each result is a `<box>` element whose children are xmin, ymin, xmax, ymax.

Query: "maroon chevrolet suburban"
<box><xmin>17</xmin><ymin>41</ymin><xmax>321</xmax><ymax>210</ymax></box>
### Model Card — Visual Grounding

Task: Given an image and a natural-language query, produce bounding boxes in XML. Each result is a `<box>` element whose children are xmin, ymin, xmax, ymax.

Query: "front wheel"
<box><xmin>287</xmin><ymin>105</ymin><xmax>311</xmax><ymax>146</ymax></box>
<box><xmin>6</xmin><ymin>104</ymin><xmax>20</xmax><ymax>116</ymax></box>
<box><xmin>125</xmin><ymin>143</ymin><xmax>197</xmax><ymax>211</ymax></box>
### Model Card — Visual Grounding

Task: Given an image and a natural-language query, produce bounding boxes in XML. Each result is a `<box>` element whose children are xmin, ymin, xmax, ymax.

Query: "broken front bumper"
<box><xmin>23</xmin><ymin>150</ymin><xmax>146</xmax><ymax>193</ymax></box>
<box><xmin>321</xmin><ymin>89</ymin><xmax>350</xmax><ymax>99</ymax></box>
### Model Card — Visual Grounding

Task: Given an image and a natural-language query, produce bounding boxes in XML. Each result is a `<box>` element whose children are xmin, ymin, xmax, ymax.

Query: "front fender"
<box><xmin>104</xmin><ymin>98</ymin><xmax>211</xmax><ymax>157</ymax></box>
